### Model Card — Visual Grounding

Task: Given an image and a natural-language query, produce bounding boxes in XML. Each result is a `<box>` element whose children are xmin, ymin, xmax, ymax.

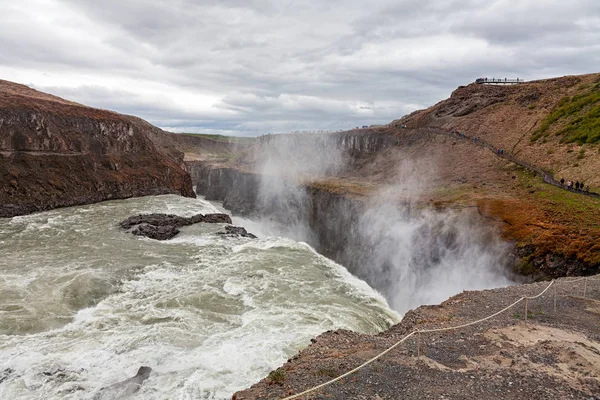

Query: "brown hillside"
<box><xmin>395</xmin><ymin>73</ymin><xmax>600</xmax><ymax>189</ymax></box>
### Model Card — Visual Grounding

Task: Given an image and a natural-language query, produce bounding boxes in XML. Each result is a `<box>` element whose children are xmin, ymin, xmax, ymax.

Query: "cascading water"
<box><xmin>352</xmin><ymin>200</ymin><xmax>515</xmax><ymax>313</ymax></box>
<box><xmin>0</xmin><ymin>195</ymin><xmax>398</xmax><ymax>399</ymax></box>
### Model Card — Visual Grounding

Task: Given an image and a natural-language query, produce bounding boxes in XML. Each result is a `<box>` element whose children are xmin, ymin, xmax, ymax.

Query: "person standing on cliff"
<box><xmin>560</xmin><ymin>178</ymin><xmax>565</xmax><ymax>186</ymax></box>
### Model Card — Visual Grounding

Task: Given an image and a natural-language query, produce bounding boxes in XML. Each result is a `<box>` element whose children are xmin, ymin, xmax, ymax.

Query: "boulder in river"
<box><xmin>218</xmin><ymin>225</ymin><xmax>258</xmax><ymax>239</ymax></box>
<box><xmin>120</xmin><ymin>213</ymin><xmax>232</xmax><ymax>240</ymax></box>
<box><xmin>131</xmin><ymin>223</ymin><xmax>180</xmax><ymax>241</ymax></box>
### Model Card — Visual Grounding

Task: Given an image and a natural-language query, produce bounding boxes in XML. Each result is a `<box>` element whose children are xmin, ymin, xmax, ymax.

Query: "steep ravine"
<box><xmin>188</xmin><ymin>160</ymin><xmax>594</xmax><ymax>284</ymax></box>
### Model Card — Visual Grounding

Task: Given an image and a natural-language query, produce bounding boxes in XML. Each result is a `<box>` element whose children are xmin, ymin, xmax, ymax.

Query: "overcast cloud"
<box><xmin>1</xmin><ymin>0</ymin><xmax>599</xmax><ymax>136</ymax></box>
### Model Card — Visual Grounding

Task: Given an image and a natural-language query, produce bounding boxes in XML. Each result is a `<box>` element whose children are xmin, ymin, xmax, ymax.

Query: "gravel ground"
<box><xmin>234</xmin><ymin>275</ymin><xmax>600</xmax><ymax>400</ymax></box>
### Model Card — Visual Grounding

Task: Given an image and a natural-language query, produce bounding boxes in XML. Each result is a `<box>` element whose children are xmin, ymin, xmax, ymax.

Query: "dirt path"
<box><xmin>430</xmin><ymin>128</ymin><xmax>600</xmax><ymax>199</ymax></box>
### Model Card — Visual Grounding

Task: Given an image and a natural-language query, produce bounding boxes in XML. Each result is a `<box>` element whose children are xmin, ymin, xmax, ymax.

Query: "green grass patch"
<box><xmin>268</xmin><ymin>369</ymin><xmax>286</xmax><ymax>385</ymax></box>
<box><xmin>516</xmin><ymin>168</ymin><xmax>600</xmax><ymax>226</ymax></box>
<box><xmin>531</xmin><ymin>85</ymin><xmax>600</xmax><ymax>144</ymax></box>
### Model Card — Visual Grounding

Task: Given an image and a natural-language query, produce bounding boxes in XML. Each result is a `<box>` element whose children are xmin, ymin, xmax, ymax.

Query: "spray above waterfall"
<box><xmin>250</xmin><ymin>132</ymin><xmax>516</xmax><ymax>314</ymax></box>
<box><xmin>252</xmin><ymin>133</ymin><xmax>347</xmax><ymax>241</ymax></box>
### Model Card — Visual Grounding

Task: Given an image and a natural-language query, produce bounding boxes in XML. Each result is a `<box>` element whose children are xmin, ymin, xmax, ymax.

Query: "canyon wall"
<box><xmin>0</xmin><ymin>80</ymin><xmax>195</xmax><ymax>218</ymax></box>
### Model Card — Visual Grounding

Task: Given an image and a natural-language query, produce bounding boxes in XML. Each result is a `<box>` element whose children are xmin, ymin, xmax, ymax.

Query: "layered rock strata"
<box><xmin>0</xmin><ymin>80</ymin><xmax>195</xmax><ymax>218</ymax></box>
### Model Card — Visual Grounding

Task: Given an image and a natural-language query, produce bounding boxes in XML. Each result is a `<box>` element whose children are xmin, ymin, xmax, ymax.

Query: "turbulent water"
<box><xmin>0</xmin><ymin>195</ymin><xmax>398</xmax><ymax>400</ymax></box>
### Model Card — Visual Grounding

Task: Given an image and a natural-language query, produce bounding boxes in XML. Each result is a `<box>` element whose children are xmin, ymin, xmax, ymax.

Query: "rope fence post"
<box><xmin>417</xmin><ymin>331</ymin><xmax>421</xmax><ymax>359</ymax></box>
<box><xmin>583</xmin><ymin>278</ymin><xmax>588</xmax><ymax>298</ymax></box>
<box><xmin>554</xmin><ymin>286</ymin><xmax>557</xmax><ymax>312</ymax></box>
<box><xmin>524</xmin><ymin>298</ymin><xmax>528</xmax><ymax>321</ymax></box>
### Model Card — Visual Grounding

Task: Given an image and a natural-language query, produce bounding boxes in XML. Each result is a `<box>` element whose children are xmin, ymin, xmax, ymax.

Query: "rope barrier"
<box><xmin>279</xmin><ymin>276</ymin><xmax>599</xmax><ymax>400</ymax></box>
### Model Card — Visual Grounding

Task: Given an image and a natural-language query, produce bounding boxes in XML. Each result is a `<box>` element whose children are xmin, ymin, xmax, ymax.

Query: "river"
<box><xmin>0</xmin><ymin>195</ymin><xmax>398</xmax><ymax>399</ymax></box>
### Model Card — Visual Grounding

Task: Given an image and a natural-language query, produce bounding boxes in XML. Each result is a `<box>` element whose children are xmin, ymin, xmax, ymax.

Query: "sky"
<box><xmin>1</xmin><ymin>1</ymin><xmax>599</xmax><ymax>136</ymax></box>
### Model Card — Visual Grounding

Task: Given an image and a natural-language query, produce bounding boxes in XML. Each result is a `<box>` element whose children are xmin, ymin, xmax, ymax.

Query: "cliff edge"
<box><xmin>0</xmin><ymin>80</ymin><xmax>195</xmax><ymax>217</ymax></box>
<box><xmin>235</xmin><ymin>275</ymin><xmax>600</xmax><ymax>399</ymax></box>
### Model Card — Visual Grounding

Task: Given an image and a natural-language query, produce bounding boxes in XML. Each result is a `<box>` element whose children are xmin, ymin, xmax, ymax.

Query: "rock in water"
<box><xmin>218</xmin><ymin>225</ymin><xmax>258</xmax><ymax>239</ymax></box>
<box><xmin>95</xmin><ymin>366</ymin><xmax>152</xmax><ymax>399</ymax></box>
<box><xmin>131</xmin><ymin>224</ymin><xmax>180</xmax><ymax>241</ymax></box>
<box><xmin>120</xmin><ymin>213</ymin><xmax>232</xmax><ymax>240</ymax></box>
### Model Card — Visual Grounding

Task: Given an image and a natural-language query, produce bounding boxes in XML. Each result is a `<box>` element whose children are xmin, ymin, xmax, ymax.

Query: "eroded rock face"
<box><xmin>120</xmin><ymin>213</ymin><xmax>232</xmax><ymax>240</ymax></box>
<box><xmin>0</xmin><ymin>79</ymin><xmax>195</xmax><ymax>218</ymax></box>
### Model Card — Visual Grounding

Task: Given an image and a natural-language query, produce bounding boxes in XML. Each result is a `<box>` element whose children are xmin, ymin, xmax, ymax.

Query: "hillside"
<box><xmin>168</xmin><ymin>132</ymin><xmax>255</xmax><ymax>164</ymax></box>
<box><xmin>0</xmin><ymin>80</ymin><xmax>195</xmax><ymax>217</ymax></box>
<box><xmin>395</xmin><ymin>73</ymin><xmax>600</xmax><ymax>189</ymax></box>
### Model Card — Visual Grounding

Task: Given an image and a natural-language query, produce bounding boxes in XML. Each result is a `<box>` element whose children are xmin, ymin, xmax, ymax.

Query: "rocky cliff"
<box><xmin>0</xmin><ymin>80</ymin><xmax>195</xmax><ymax>217</ymax></box>
<box><xmin>188</xmin><ymin>132</ymin><xmax>599</xmax><ymax>280</ymax></box>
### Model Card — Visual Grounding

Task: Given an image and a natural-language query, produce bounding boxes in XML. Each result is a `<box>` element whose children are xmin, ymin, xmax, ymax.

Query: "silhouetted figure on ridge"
<box><xmin>560</xmin><ymin>178</ymin><xmax>565</xmax><ymax>186</ymax></box>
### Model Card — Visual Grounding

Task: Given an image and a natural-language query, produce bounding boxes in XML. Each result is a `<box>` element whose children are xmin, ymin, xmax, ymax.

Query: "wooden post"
<box><xmin>417</xmin><ymin>332</ymin><xmax>421</xmax><ymax>359</ymax></box>
<box><xmin>524</xmin><ymin>298</ymin><xmax>528</xmax><ymax>321</ymax></box>
<box><xmin>583</xmin><ymin>278</ymin><xmax>587</xmax><ymax>298</ymax></box>
<box><xmin>554</xmin><ymin>287</ymin><xmax>557</xmax><ymax>312</ymax></box>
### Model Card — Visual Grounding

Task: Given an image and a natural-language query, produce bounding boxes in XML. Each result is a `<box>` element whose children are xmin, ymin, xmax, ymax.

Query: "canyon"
<box><xmin>2</xmin><ymin>74</ymin><xmax>599</xmax><ymax>399</ymax></box>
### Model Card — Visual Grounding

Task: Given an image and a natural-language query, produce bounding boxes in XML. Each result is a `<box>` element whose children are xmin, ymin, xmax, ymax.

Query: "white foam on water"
<box><xmin>0</xmin><ymin>195</ymin><xmax>398</xmax><ymax>400</ymax></box>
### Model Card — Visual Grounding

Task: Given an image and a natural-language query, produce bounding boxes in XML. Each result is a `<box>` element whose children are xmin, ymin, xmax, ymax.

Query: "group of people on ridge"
<box><xmin>560</xmin><ymin>178</ymin><xmax>590</xmax><ymax>192</ymax></box>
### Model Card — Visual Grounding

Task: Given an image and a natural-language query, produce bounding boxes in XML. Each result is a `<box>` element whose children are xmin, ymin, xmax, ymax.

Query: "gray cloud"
<box><xmin>1</xmin><ymin>0</ymin><xmax>598</xmax><ymax>136</ymax></box>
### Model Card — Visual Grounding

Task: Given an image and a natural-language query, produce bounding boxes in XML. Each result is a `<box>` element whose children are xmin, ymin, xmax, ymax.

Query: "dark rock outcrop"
<box><xmin>186</xmin><ymin>161</ymin><xmax>260</xmax><ymax>215</ymax></box>
<box><xmin>120</xmin><ymin>212</ymin><xmax>232</xmax><ymax>240</ymax></box>
<box><xmin>131</xmin><ymin>224</ymin><xmax>181</xmax><ymax>241</ymax></box>
<box><xmin>217</xmin><ymin>225</ymin><xmax>257</xmax><ymax>239</ymax></box>
<box><xmin>0</xmin><ymin>80</ymin><xmax>195</xmax><ymax>218</ymax></box>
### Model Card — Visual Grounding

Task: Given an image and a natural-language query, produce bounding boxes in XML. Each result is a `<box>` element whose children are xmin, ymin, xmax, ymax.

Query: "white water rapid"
<box><xmin>0</xmin><ymin>195</ymin><xmax>398</xmax><ymax>399</ymax></box>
